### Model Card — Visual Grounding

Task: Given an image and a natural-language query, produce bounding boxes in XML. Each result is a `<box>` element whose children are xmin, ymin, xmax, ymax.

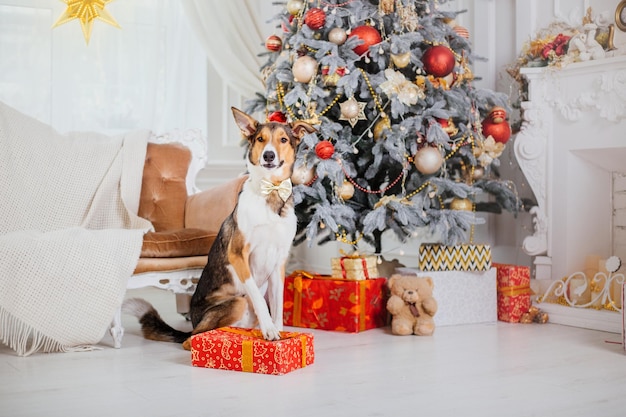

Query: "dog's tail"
<box><xmin>122</xmin><ymin>298</ymin><xmax>191</xmax><ymax>344</ymax></box>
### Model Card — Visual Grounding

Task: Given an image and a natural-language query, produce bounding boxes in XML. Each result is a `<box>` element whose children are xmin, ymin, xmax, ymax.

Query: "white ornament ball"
<box><xmin>328</xmin><ymin>27</ymin><xmax>348</xmax><ymax>45</ymax></box>
<box><xmin>443</xmin><ymin>72</ymin><xmax>455</xmax><ymax>87</ymax></box>
<box><xmin>472</xmin><ymin>166</ymin><xmax>485</xmax><ymax>180</ymax></box>
<box><xmin>340</xmin><ymin>98</ymin><xmax>360</xmax><ymax>119</ymax></box>
<box><xmin>390</xmin><ymin>51</ymin><xmax>411</xmax><ymax>68</ymax></box>
<box><xmin>291</xmin><ymin>165</ymin><xmax>315</xmax><ymax>185</ymax></box>
<box><xmin>414</xmin><ymin>147</ymin><xmax>444</xmax><ymax>175</ymax></box>
<box><xmin>292</xmin><ymin>55</ymin><xmax>318</xmax><ymax>83</ymax></box>
<box><xmin>338</xmin><ymin>180</ymin><xmax>355</xmax><ymax>200</ymax></box>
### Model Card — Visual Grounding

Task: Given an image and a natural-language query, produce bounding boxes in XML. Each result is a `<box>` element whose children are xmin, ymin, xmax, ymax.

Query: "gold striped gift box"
<box><xmin>418</xmin><ymin>244</ymin><xmax>492</xmax><ymax>271</ymax></box>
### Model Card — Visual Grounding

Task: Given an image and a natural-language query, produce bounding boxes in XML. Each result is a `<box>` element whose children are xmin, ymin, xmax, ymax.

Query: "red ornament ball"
<box><xmin>265</xmin><ymin>35</ymin><xmax>283</xmax><ymax>52</ymax></box>
<box><xmin>482</xmin><ymin>118</ymin><xmax>512</xmax><ymax>144</ymax></box>
<box><xmin>422</xmin><ymin>45</ymin><xmax>456</xmax><ymax>78</ymax></box>
<box><xmin>304</xmin><ymin>7</ymin><xmax>326</xmax><ymax>30</ymax></box>
<box><xmin>349</xmin><ymin>25</ymin><xmax>382</xmax><ymax>56</ymax></box>
<box><xmin>315</xmin><ymin>140</ymin><xmax>335</xmax><ymax>160</ymax></box>
<box><xmin>267</xmin><ymin>111</ymin><xmax>287</xmax><ymax>123</ymax></box>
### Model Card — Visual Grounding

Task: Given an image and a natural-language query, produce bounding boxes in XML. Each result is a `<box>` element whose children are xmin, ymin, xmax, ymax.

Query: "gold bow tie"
<box><xmin>260</xmin><ymin>178</ymin><xmax>293</xmax><ymax>202</ymax></box>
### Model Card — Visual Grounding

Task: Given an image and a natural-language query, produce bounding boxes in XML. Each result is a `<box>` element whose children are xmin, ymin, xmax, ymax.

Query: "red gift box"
<box><xmin>494</xmin><ymin>263</ymin><xmax>532</xmax><ymax>323</ymax></box>
<box><xmin>283</xmin><ymin>271</ymin><xmax>387</xmax><ymax>332</ymax></box>
<box><xmin>190</xmin><ymin>327</ymin><xmax>314</xmax><ymax>375</ymax></box>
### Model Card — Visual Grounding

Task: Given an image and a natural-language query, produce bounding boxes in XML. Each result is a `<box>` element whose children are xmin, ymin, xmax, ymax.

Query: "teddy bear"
<box><xmin>386</xmin><ymin>274</ymin><xmax>437</xmax><ymax>336</ymax></box>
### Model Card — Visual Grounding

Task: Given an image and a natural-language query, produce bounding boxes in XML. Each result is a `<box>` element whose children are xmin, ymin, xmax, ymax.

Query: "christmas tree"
<box><xmin>248</xmin><ymin>0</ymin><xmax>520</xmax><ymax>253</ymax></box>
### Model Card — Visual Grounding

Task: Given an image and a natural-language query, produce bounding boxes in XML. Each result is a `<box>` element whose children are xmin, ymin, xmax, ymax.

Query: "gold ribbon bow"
<box><xmin>260</xmin><ymin>178</ymin><xmax>293</xmax><ymax>202</ymax></box>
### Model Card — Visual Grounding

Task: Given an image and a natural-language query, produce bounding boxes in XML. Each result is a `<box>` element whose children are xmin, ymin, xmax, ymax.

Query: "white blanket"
<box><xmin>0</xmin><ymin>101</ymin><xmax>152</xmax><ymax>356</ymax></box>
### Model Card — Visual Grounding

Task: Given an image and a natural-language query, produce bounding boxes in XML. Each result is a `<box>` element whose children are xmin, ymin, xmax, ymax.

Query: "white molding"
<box><xmin>536</xmin><ymin>303</ymin><xmax>621</xmax><ymax>334</ymax></box>
<box><xmin>196</xmin><ymin>161</ymin><xmax>246</xmax><ymax>190</ymax></box>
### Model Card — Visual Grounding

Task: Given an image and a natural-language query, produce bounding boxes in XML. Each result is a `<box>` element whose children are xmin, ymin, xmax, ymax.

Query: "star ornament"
<box><xmin>339</xmin><ymin>97</ymin><xmax>367</xmax><ymax>127</ymax></box>
<box><xmin>52</xmin><ymin>0</ymin><xmax>121</xmax><ymax>45</ymax></box>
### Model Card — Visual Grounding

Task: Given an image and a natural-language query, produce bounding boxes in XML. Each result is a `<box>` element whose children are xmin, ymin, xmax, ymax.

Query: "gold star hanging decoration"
<box><xmin>52</xmin><ymin>0</ymin><xmax>121</xmax><ymax>45</ymax></box>
<box><xmin>301</xmin><ymin>101</ymin><xmax>321</xmax><ymax>126</ymax></box>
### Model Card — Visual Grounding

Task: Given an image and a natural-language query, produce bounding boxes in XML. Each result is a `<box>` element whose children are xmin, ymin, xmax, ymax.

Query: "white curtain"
<box><xmin>0</xmin><ymin>0</ymin><xmax>207</xmax><ymax>135</ymax></box>
<box><xmin>181</xmin><ymin>0</ymin><xmax>269</xmax><ymax>99</ymax></box>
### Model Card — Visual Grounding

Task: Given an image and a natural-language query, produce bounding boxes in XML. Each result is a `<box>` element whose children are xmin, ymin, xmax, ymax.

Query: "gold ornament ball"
<box><xmin>488</xmin><ymin>106</ymin><xmax>507</xmax><ymax>123</ymax></box>
<box><xmin>328</xmin><ymin>27</ymin><xmax>347</xmax><ymax>45</ymax></box>
<box><xmin>414</xmin><ymin>147</ymin><xmax>444</xmax><ymax>175</ymax></box>
<box><xmin>450</xmin><ymin>197</ymin><xmax>473</xmax><ymax>211</ymax></box>
<box><xmin>340</xmin><ymin>98</ymin><xmax>360</xmax><ymax>119</ymax></box>
<box><xmin>286</xmin><ymin>0</ymin><xmax>304</xmax><ymax>15</ymax></box>
<box><xmin>292</xmin><ymin>55</ymin><xmax>318</xmax><ymax>83</ymax></box>
<box><xmin>338</xmin><ymin>180</ymin><xmax>355</xmax><ymax>200</ymax></box>
<box><xmin>391</xmin><ymin>51</ymin><xmax>411</xmax><ymax>68</ymax></box>
<box><xmin>373</xmin><ymin>117</ymin><xmax>391</xmax><ymax>140</ymax></box>
<box><xmin>291</xmin><ymin>165</ymin><xmax>315</xmax><ymax>185</ymax></box>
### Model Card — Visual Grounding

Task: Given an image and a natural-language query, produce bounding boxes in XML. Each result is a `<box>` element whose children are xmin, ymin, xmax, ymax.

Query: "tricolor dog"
<box><xmin>124</xmin><ymin>107</ymin><xmax>315</xmax><ymax>343</ymax></box>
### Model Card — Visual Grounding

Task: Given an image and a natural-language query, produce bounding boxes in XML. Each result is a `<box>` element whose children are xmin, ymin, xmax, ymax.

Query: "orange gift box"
<box><xmin>190</xmin><ymin>327</ymin><xmax>314</xmax><ymax>375</ymax></box>
<box><xmin>283</xmin><ymin>271</ymin><xmax>387</xmax><ymax>332</ymax></box>
<box><xmin>494</xmin><ymin>263</ymin><xmax>531</xmax><ymax>323</ymax></box>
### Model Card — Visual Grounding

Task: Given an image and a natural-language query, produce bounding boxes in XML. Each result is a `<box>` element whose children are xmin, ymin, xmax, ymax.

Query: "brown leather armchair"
<box><xmin>110</xmin><ymin>135</ymin><xmax>246</xmax><ymax>348</ymax></box>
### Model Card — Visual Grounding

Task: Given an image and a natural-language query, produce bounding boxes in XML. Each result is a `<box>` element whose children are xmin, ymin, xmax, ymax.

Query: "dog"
<box><xmin>123</xmin><ymin>107</ymin><xmax>315</xmax><ymax>344</ymax></box>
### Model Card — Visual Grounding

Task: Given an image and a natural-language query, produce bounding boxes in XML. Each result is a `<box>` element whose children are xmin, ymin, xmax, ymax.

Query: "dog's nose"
<box><xmin>263</xmin><ymin>151</ymin><xmax>275</xmax><ymax>163</ymax></box>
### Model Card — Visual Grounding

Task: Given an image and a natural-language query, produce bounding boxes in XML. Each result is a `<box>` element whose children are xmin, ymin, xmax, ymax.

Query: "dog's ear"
<box><xmin>290</xmin><ymin>121</ymin><xmax>316</xmax><ymax>141</ymax></box>
<box><xmin>232</xmin><ymin>107</ymin><xmax>258</xmax><ymax>138</ymax></box>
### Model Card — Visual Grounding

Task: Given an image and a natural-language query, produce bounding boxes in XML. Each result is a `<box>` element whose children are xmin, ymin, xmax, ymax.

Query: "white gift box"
<box><xmin>396</xmin><ymin>267</ymin><xmax>497</xmax><ymax>326</ymax></box>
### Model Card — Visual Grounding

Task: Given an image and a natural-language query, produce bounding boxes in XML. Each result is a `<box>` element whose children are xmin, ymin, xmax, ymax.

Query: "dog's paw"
<box><xmin>274</xmin><ymin>321</ymin><xmax>284</xmax><ymax>331</ymax></box>
<box><xmin>261</xmin><ymin>324</ymin><xmax>282</xmax><ymax>341</ymax></box>
<box><xmin>182</xmin><ymin>338</ymin><xmax>192</xmax><ymax>351</ymax></box>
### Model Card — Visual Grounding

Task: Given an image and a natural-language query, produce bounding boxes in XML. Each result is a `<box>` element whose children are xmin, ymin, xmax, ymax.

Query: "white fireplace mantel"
<box><xmin>515</xmin><ymin>54</ymin><xmax>626</xmax><ymax>281</ymax></box>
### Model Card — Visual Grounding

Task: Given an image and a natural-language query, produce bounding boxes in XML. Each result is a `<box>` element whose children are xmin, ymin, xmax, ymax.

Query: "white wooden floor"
<box><xmin>1</xmin><ymin>287</ymin><xmax>626</xmax><ymax>417</ymax></box>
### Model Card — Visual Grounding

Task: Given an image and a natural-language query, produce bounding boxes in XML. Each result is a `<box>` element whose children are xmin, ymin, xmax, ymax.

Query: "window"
<box><xmin>0</xmin><ymin>0</ymin><xmax>207</xmax><ymax>135</ymax></box>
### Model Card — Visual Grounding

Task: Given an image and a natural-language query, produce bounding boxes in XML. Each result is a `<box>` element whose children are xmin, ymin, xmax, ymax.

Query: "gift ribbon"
<box><xmin>497</xmin><ymin>285</ymin><xmax>532</xmax><ymax>297</ymax></box>
<box><xmin>299</xmin><ymin>335</ymin><xmax>308</xmax><ymax>368</ymax></box>
<box><xmin>242</xmin><ymin>340</ymin><xmax>254</xmax><ymax>372</ymax></box>
<box><xmin>339</xmin><ymin>256</ymin><xmax>371</xmax><ymax>279</ymax></box>
<box><xmin>359</xmin><ymin>280</ymin><xmax>367</xmax><ymax>331</ymax></box>
<box><xmin>293</xmin><ymin>275</ymin><xmax>303</xmax><ymax>327</ymax></box>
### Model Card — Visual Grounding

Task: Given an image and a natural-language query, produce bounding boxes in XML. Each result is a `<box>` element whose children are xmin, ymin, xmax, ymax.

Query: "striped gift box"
<box><xmin>418</xmin><ymin>244</ymin><xmax>492</xmax><ymax>271</ymax></box>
